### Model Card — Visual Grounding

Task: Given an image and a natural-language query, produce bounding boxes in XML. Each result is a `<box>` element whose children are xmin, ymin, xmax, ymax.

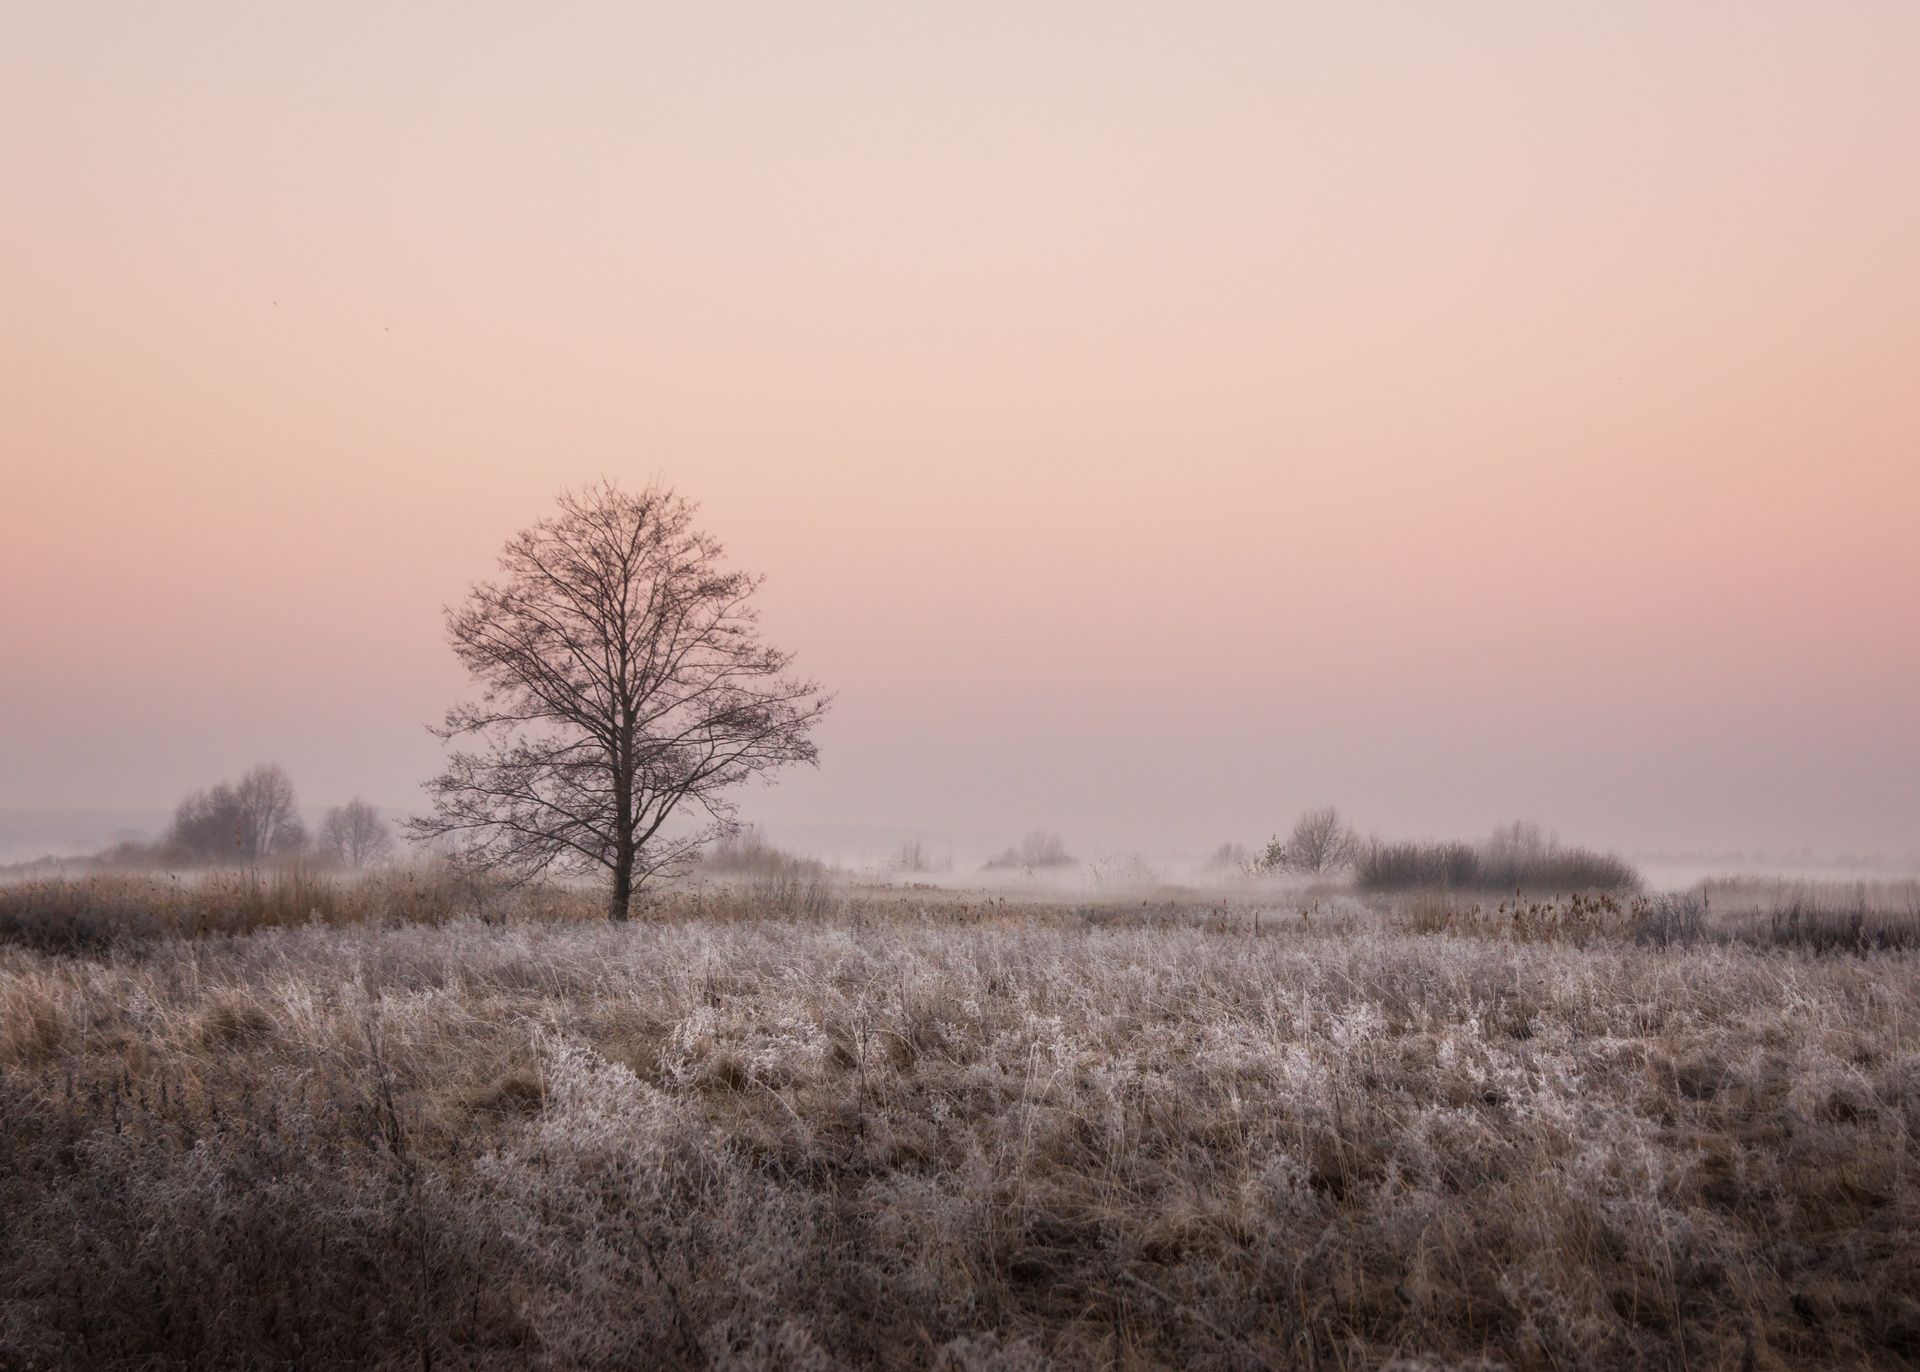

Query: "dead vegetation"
<box><xmin>0</xmin><ymin>865</ymin><xmax>599</xmax><ymax>956</ymax></box>
<box><xmin>1</xmin><ymin>875</ymin><xmax>1916</xmax><ymax>1368</ymax></box>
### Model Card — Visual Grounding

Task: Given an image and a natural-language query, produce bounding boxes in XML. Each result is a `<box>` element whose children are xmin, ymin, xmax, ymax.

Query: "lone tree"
<box><xmin>408</xmin><ymin>480</ymin><xmax>830</xmax><ymax>918</ymax></box>
<box><xmin>1263</xmin><ymin>805</ymin><xmax>1357</xmax><ymax>877</ymax></box>
<box><xmin>319</xmin><ymin>799</ymin><xmax>393</xmax><ymax>869</ymax></box>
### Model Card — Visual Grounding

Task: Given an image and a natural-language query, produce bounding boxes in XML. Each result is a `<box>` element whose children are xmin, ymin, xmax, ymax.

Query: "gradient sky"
<box><xmin>3</xmin><ymin>2</ymin><xmax>1917</xmax><ymax>861</ymax></box>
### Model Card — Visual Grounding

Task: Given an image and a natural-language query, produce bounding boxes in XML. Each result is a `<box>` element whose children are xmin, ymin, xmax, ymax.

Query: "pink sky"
<box><xmin>3</xmin><ymin>3</ymin><xmax>1917</xmax><ymax>859</ymax></box>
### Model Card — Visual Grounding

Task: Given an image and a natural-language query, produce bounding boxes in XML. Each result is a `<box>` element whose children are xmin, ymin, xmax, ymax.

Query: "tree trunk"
<box><xmin>610</xmin><ymin>857</ymin><xmax>633</xmax><ymax>921</ymax></box>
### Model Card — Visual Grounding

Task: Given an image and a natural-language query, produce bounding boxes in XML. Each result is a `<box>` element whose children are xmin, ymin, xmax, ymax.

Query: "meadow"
<box><xmin>2</xmin><ymin>871</ymin><xmax>1917</xmax><ymax>1369</ymax></box>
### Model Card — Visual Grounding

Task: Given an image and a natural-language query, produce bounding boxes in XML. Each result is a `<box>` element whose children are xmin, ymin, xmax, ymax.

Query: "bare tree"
<box><xmin>1483</xmin><ymin>820</ymin><xmax>1553</xmax><ymax>865</ymax></box>
<box><xmin>320</xmin><ymin>799</ymin><xmax>393</xmax><ymax>869</ymax></box>
<box><xmin>169</xmin><ymin>763</ymin><xmax>304</xmax><ymax>863</ymax></box>
<box><xmin>408</xmin><ymin>480</ymin><xmax>831</xmax><ymax>918</ymax></box>
<box><xmin>1205</xmin><ymin>841</ymin><xmax>1251</xmax><ymax>871</ymax></box>
<box><xmin>233</xmin><ymin>764</ymin><xmax>303</xmax><ymax>859</ymax></box>
<box><xmin>887</xmin><ymin>839</ymin><xmax>931</xmax><ymax>875</ymax></box>
<box><xmin>1263</xmin><ymin>805</ymin><xmax>1357</xmax><ymax>877</ymax></box>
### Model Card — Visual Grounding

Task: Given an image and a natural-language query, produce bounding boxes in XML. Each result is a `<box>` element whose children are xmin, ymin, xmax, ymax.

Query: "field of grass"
<box><xmin>2</xmin><ymin>872</ymin><xmax>1917</xmax><ymax>1369</ymax></box>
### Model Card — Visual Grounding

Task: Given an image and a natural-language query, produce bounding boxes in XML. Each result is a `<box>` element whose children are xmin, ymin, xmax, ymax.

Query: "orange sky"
<box><xmin>3</xmin><ymin>2</ymin><xmax>1917</xmax><ymax>859</ymax></box>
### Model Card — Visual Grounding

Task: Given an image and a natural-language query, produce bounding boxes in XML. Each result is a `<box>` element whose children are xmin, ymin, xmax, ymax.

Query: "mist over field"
<box><xmin>4</xmin><ymin>3</ymin><xmax>1918</xmax><ymax>1368</ymax></box>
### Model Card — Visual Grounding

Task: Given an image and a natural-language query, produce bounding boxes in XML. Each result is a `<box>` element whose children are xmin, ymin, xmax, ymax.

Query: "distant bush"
<box><xmin>1476</xmin><ymin>848</ymin><xmax>1640</xmax><ymax>893</ymax></box>
<box><xmin>1356</xmin><ymin>822</ymin><xmax>1638</xmax><ymax>893</ymax></box>
<box><xmin>694</xmin><ymin>826</ymin><xmax>822</xmax><ymax>879</ymax></box>
<box><xmin>983</xmin><ymin>830</ymin><xmax>1074</xmax><ymax>872</ymax></box>
<box><xmin>1355</xmin><ymin>840</ymin><xmax>1484</xmax><ymax>891</ymax></box>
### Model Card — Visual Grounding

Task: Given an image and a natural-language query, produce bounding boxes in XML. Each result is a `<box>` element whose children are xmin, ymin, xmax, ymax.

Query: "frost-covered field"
<box><xmin>2</xmin><ymin>882</ymin><xmax>1917</xmax><ymax>1369</ymax></box>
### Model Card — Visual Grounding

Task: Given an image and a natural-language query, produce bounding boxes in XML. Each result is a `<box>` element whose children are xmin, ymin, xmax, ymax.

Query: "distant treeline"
<box><xmin>1355</xmin><ymin>822</ymin><xmax>1638</xmax><ymax>892</ymax></box>
<box><xmin>1355</xmin><ymin>838</ymin><xmax>1638</xmax><ymax>892</ymax></box>
<box><xmin>75</xmin><ymin>764</ymin><xmax>394</xmax><ymax>872</ymax></box>
<box><xmin>1257</xmin><ymin>811</ymin><xmax>1638</xmax><ymax>893</ymax></box>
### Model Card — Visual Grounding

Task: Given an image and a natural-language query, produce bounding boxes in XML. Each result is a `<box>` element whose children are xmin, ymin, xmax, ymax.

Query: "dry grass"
<box><xmin>0</xmin><ymin>865</ymin><xmax>602</xmax><ymax>954</ymax></box>
<box><xmin>1</xmin><ymin>877</ymin><xmax>1917</xmax><ymax>1368</ymax></box>
<box><xmin>1698</xmin><ymin>878</ymin><xmax>1920</xmax><ymax>953</ymax></box>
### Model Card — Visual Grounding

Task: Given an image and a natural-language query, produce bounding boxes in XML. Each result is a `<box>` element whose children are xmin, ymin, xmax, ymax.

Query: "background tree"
<box><xmin>408</xmin><ymin>480</ymin><xmax>830</xmax><ymax>918</ymax></box>
<box><xmin>169</xmin><ymin>785</ymin><xmax>242</xmax><ymax>861</ymax></box>
<box><xmin>319</xmin><ymin>799</ymin><xmax>393</xmax><ymax>869</ymax></box>
<box><xmin>1263</xmin><ymin>805</ymin><xmax>1357</xmax><ymax>877</ymax></box>
<box><xmin>168</xmin><ymin>763</ymin><xmax>304</xmax><ymax>862</ymax></box>
<box><xmin>1205</xmin><ymin>841</ymin><xmax>1251</xmax><ymax>871</ymax></box>
<box><xmin>1482</xmin><ymin>819</ymin><xmax>1553</xmax><ymax>866</ymax></box>
<box><xmin>233</xmin><ymin>764</ymin><xmax>304</xmax><ymax>859</ymax></box>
